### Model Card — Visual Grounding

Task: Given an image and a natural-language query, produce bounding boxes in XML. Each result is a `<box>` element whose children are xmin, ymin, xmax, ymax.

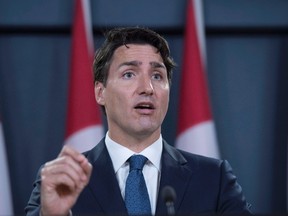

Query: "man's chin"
<box><xmin>134</xmin><ymin>124</ymin><xmax>161</xmax><ymax>137</ymax></box>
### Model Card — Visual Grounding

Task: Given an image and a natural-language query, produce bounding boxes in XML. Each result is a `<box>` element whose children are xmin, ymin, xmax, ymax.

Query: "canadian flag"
<box><xmin>64</xmin><ymin>0</ymin><xmax>103</xmax><ymax>152</ymax></box>
<box><xmin>176</xmin><ymin>0</ymin><xmax>220</xmax><ymax>158</ymax></box>
<box><xmin>0</xmin><ymin>117</ymin><xmax>13</xmax><ymax>215</ymax></box>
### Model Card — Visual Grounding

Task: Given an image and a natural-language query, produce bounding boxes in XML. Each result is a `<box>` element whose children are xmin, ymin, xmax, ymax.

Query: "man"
<box><xmin>25</xmin><ymin>27</ymin><xmax>252</xmax><ymax>215</ymax></box>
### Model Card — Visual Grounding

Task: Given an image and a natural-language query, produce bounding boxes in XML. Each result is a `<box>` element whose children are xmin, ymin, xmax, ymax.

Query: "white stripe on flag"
<box><xmin>82</xmin><ymin>0</ymin><xmax>94</xmax><ymax>53</ymax></box>
<box><xmin>194</xmin><ymin>0</ymin><xmax>206</xmax><ymax>65</ymax></box>
<box><xmin>176</xmin><ymin>121</ymin><xmax>219</xmax><ymax>158</ymax></box>
<box><xmin>65</xmin><ymin>125</ymin><xmax>103</xmax><ymax>152</ymax></box>
<box><xmin>0</xmin><ymin>122</ymin><xmax>13</xmax><ymax>215</ymax></box>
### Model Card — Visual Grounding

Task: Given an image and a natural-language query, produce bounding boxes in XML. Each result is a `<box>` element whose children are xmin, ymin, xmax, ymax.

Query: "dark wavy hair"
<box><xmin>93</xmin><ymin>27</ymin><xmax>176</xmax><ymax>86</ymax></box>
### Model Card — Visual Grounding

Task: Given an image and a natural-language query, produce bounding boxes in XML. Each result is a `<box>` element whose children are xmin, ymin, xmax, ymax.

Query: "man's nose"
<box><xmin>138</xmin><ymin>76</ymin><xmax>154</xmax><ymax>95</ymax></box>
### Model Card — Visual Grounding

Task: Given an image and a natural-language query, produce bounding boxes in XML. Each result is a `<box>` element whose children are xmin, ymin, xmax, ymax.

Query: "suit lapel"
<box><xmin>156</xmin><ymin>141</ymin><xmax>196</xmax><ymax>215</ymax></box>
<box><xmin>86</xmin><ymin>139</ymin><xmax>128</xmax><ymax>215</ymax></box>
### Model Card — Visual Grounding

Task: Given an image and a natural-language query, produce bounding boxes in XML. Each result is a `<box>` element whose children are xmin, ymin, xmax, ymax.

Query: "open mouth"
<box><xmin>134</xmin><ymin>102</ymin><xmax>155</xmax><ymax>110</ymax></box>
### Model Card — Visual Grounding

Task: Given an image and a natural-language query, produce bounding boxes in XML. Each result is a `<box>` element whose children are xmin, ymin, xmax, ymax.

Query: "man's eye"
<box><xmin>123</xmin><ymin>72</ymin><xmax>134</xmax><ymax>79</ymax></box>
<box><xmin>152</xmin><ymin>73</ymin><xmax>162</xmax><ymax>80</ymax></box>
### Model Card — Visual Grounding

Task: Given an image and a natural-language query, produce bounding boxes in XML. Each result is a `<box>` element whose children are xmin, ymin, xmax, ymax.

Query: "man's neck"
<box><xmin>107</xmin><ymin>130</ymin><xmax>161</xmax><ymax>153</ymax></box>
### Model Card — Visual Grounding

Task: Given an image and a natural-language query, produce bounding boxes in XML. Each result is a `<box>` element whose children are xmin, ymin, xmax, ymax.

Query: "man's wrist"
<box><xmin>40</xmin><ymin>208</ymin><xmax>72</xmax><ymax>216</ymax></box>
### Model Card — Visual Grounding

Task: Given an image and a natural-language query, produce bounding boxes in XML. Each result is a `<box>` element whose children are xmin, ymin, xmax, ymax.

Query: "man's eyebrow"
<box><xmin>118</xmin><ymin>61</ymin><xmax>142</xmax><ymax>68</ymax></box>
<box><xmin>118</xmin><ymin>61</ymin><xmax>166</xmax><ymax>69</ymax></box>
<box><xmin>150</xmin><ymin>61</ymin><xmax>166</xmax><ymax>69</ymax></box>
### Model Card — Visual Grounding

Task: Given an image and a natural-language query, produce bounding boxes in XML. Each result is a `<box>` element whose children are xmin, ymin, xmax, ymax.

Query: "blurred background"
<box><xmin>0</xmin><ymin>0</ymin><xmax>288</xmax><ymax>214</ymax></box>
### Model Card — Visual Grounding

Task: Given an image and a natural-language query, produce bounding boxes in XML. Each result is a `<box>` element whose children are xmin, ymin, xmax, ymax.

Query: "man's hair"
<box><xmin>93</xmin><ymin>26</ymin><xmax>176</xmax><ymax>86</ymax></box>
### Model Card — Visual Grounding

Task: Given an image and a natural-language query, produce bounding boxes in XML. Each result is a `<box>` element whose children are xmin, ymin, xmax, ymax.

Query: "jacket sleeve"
<box><xmin>25</xmin><ymin>167</ymin><xmax>42</xmax><ymax>216</ymax></box>
<box><xmin>217</xmin><ymin>160</ymin><xmax>252</xmax><ymax>214</ymax></box>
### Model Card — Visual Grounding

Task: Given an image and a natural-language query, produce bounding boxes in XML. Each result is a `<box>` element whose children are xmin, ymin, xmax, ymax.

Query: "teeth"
<box><xmin>136</xmin><ymin>104</ymin><xmax>153</xmax><ymax>109</ymax></box>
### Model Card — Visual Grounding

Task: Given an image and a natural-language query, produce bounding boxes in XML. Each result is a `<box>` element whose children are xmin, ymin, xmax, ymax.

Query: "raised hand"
<box><xmin>40</xmin><ymin>145</ymin><xmax>92</xmax><ymax>216</ymax></box>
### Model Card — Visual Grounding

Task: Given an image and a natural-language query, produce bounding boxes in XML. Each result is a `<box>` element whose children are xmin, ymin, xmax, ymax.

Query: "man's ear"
<box><xmin>94</xmin><ymin>81</ymin><xmax>105</xmax><ymax>105</ymax></box>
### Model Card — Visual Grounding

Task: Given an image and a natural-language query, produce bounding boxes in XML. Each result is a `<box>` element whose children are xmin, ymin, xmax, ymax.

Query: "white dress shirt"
<box><xmin>105</xmin><ymin>132</ymin><xmax>162</xmax><ymax>215</ymax></box>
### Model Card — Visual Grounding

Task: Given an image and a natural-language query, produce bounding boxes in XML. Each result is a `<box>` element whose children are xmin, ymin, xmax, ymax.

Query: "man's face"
<box><xmin>95</xmin><ymin>44</ymin><xmax>170</xmax><ymax>141</ymax></box>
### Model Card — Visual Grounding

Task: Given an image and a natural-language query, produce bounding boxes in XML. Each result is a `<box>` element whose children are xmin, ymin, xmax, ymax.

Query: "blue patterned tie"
<box><xmin>125</xmin><ymin>155</ymin><xmax>152</xmax><ymax>216</ymax></box>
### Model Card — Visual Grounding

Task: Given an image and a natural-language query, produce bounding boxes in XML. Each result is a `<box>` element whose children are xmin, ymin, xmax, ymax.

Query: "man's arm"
<box><xmin>218</xmin><ymin>160</ymin><xmax>252</xmax><ymax>214</ymax></box>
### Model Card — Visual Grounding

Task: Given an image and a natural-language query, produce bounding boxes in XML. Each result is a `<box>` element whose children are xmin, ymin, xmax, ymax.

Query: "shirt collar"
<box><xmin>105</xmin><ymin>132</ymin><xmax>163</xmax><ymax>173</ymax></box>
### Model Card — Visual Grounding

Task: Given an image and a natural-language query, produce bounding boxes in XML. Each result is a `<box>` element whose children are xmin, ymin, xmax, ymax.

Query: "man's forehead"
<box><xmin>112</xmin><ymin>44</ymin><xmax>163</xmax><ymax>62</ymax></box>
<box><xmin>114</xmin><ymin>43</ymin><xmax>158</xmax><ymax>54</ymax></box>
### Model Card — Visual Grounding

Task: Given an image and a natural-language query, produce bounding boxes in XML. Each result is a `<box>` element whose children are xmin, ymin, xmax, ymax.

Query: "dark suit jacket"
<box><xmin>25</xmin><ymin>139</ymin><xmax>252</xmax><ymax>215</ymax></box>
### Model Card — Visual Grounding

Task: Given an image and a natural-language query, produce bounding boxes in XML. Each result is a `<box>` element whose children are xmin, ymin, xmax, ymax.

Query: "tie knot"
<box><xmin>129</xmin><ymin>155</ymin><xmax>147</xmax><ymax>171</ymax></box>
